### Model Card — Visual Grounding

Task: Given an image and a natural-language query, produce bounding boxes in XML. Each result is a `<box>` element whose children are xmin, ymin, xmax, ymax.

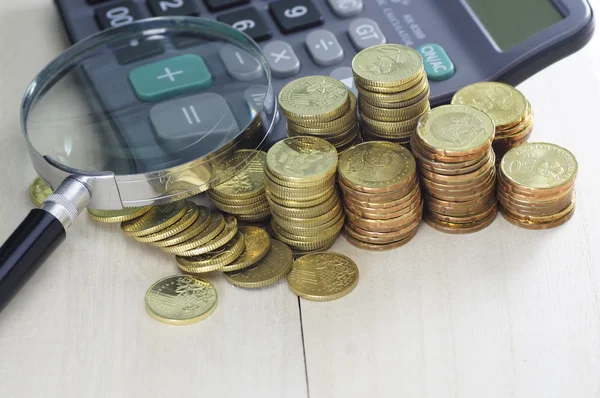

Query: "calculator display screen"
<box><xmin>466</xmin><ymin>0</ymin><xmax>564</xmax><ymax>51</ymax></box>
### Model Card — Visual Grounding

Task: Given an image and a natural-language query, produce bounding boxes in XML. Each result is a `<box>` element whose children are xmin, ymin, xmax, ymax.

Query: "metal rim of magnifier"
<box><xmin>20</xmin><ymin>17</ymin><xmax>275</xmax><ymax>210</ymax></box>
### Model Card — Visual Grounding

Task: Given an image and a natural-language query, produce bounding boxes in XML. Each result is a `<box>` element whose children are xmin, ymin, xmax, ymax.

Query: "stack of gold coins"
<box><xmin>208</xmin><ymin>150</ymin><xmax>271</xmax><ymax>223</ymax></box>
<box><xmin>265</xmin><ymin>136</ymin><xmax>343</xmax><ymax>257</ymax></box>
<box><xmin>412</xmin><ymin>105</ymin><xmax>498</xmax><ymax>234</ymax></box>
<box><xmin>452</xmin><ymin>82</ymin><xmax>534</xmax><ymax>160</ymax></box>
<box><xmin>497</xmin><ymin>142</ymin><xmax>577</xmax><ymax>229</ymax></box>
<box><xmin>352</xmin><ymin>44</ymin><xmax>430</xmax><ymax>145</ymax></box>
<box><xmin>338</xmin><ymin>141</ymin><xmax>422</xmax><ymax>250</ymax></box>
<box><xmin>279</xmin><ymin>76</ymin><xmax>360</xmax><ymax>152</ymax></box>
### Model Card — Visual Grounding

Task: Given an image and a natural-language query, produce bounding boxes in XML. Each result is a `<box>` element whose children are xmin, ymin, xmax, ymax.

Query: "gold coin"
<box><xmin>221</xmin><ymin>226</ymin><xmax>271</xmax><ymax>272</ymax></box>
<box><xmin>210</xmin><ymin>150</ymin><xmax>267</xmax><ymax>200</ymax></box>
<box><xmin>88</xmin><ymin>206</ymin><xmax>152</xmax><ymax>223</ymax></box>
<box><xmin>419</xmin><ymin>154</ymin><xmax>496</xmax><ymax>186</ymax></box>
<box><xmin>269</xmin><ymin>190</ymin><xmax>339</xmax><ymax>219</ymax></box>
<box><xmin>161</xmin><ymin>212</ymin><xmax>226</xmax><ymax>254</ymax></box>
<box><xmin>291</xmin><ymin>239</ymin><xmax>337</xmax><ymax>258</ymax></box>
<box><xmin>208</xmin><ymin>191</ymin><xmax>267</xmax><ymax>206</ymax></box>
<box><xmin>345</xmin><ymin>203</ymin><xmax>423</xmax><ymax>233</ymax></box>
<box><xmin>424</xmin><ymin>207</ymin><xmax>497</xmax><ymax>234</ymax></box>
<box><xmin>344</xmin><ymin>222</ymin><xmax>418</xmax><ymax>244</ymax></box>
<box><xmin>410</xmin><ymin>135</ymin><xmax>488</xmax><ymax>164</ymax></box>
<box><xmin>356</xmin><ymin>74</ymin><xmax>429</xmax><ymax>104</ymax></box>
<box><xmin>414</xmin><ymin>147</ymin><xmax>493</xmax><ymax>176</ymax></box>
<box><xmin>289</xmin><ymin>91</ymin><xmax>357</xmax><ymax>130</ymax></box>
<box><xmin>338</xmin><ymin>176</ymin><xmax>417</xmax><ymax>203</ymax></box>
<box><xmin>151</xmin><ymin>206</ymin><xmax>211</xmax><ymax>248</ymax></box>
<box><xmin>343</xmin><ymin>184</ymin><xmax>420</xmax><ymax>210</ymax></box>
<box><xmin>345</xmin><ymin>228</ymin><xmax>418</xmax><ymax>251</ymax></box>
<box><xmin>224</xmin><ymin>240</ymin><xmax>293</xmax><ymax>289</ymax></box>
<box><xmin>182</xmin><ymin>215</ymin><xmax>238</xmax><ymax>257</ymax></box>
<box><xmin>266</xmin><ymin>136</ymin><xmax>338</xmax><ymax>184</ymax></box>
<box><xmin>121</xmin><ymin>202</ymin><xmax>187</xmax><ymax>237</ymax></box>
<box><xmin>135</xmin><ymin>203</ymin><xmax>199</xmax><ymax>243</ymax></box>
<box><xmin>212</xmin><ymin>200</ymin><xmax>270</xmax><ymax>216</ymax></box>
<box><xmin>352</xmin><ymin>44</ymin><xmax>424</xmax><ymax>89</ymax></box>
<box><xmin>278</xmin><ymin>76</ymin><xmax>350</xmax><ymax>122</ymax></box>
<box><xmin>145</xmin><ymin>275</ymin><xmax>218</xmax><ymax>325</ymax></box>
<box><xmin>416</xmin><ymin>105</ymin><xmax>495</xmax><ymax>157</ymax></box>
<box><xmin>287</xmin><ymin>120</ymin><xmax>355</xmax><ymax>138</ymax></box>
<box><xmin>272</xmin><ymin>201</ymin><xmax>342</xmax><ymax>229</ymax></box>
<box><xmin>360</xmin><ymin>85</ymin><xmax>430</xmax><ymax>109</ymax></box>
<box><xmin>271</xmin><ymin>223</ymin><xmax>341</xmax><ymax>251</ymax></box>
<box><xmin>359</xmin><ymin>96</ymin><xmax>430</xmax><ymax>122</ymax></box>
<box><xmin>339</xmin><ymin>142</ymin><xmax>416</xmax><ymax>193</ymax></box>
<box><xmin>500</xmin><ymin>196</ymin><xmax>576</xmax><ymax>223</ymax></box>
<box><xmin>287</xmin><ymin>252</ymin><xmax>359</xmax><ymax>301</ymax></box>
<box><xmin>500</xmin><ymin>205</ymin><xmax>576</xmax><ymax>230</ymax></box>
<box><xmin>357</xmin><ymin>70</ymin><xmax>424</xmax><ymax>93</ymax></box>
<box><xmin>345</xmin><ymin>194</ymin><xmax>422</xmax><ymax>220</ymax></box>
<box><xmin>176</xmin><ymin>231</ymin><xmax>245</xmax><ymax>274</ymax></box>
<box><xmin>273</xmin><ymin>213</ymin><xmax>344</xmax><ymax>239</ymax></box>
<box><xmin>500</xmin><ymin>142</ymin><xmax>577</xmax><ymax>191</ymax></box>
<box><xmin>360</xmin><ymin>107</ymin><xmax>428</xmax><ymax>134</ymax></box>
<box><xmin>235</xmin><ymin>210</ymin><xmax>271</xmax><ymax>222</ymax></box>
<box><xmin>267</xmin><ymin>187</ymin><xmax>336</xmax><ymax>209</ymax></box>
<box><xmin>428</xmin><ymin>203</ymin><xmax>498</xmax><ymax>224</ymax></box>
<box><xmin>29</xmin><ymin>176</ymin><xmax>52</xmax><ymax>208</ymax></box>
<box><xmin>452</xmin><ymin>82</ymin><xmax>529</xmax><ymax>130</ymax></box>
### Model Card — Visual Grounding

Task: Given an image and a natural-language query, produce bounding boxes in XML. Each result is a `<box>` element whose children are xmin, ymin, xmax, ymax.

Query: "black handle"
<box><xmin>0</xmin><ymin>209</ymin><xmax>66</xmax><ymax>312</ymax></box>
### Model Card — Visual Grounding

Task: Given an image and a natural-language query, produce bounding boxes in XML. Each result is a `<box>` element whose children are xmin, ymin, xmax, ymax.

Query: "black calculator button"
<box><xmin>148</xmin><ymin>0</ymin><xmax>201</xmax><ymax>17</ymax></box>
<box><xmin>269</xmin><ymin>0</ymin><xmax>324</xmax><ymax>34</ymax></box>
<box><xmin>95</xmin><ymin>1</ymin><xmax>145</xmax><ymax>30</ymax></box>
<box><xmin>204</xmin><ymin>0</ymin><xmax>250</xmax><ymax>11</ymax></box>
<box><xmin>87</xmin><ymin>0</ymin><xmax>111</xmax><ymax>4</ymax></box>
<box><xmin>115</xmin><ymin>40</ymin><xmax>165</xmax><ymax>65</ymax></box>
<box><xmin>217</xmin><ymin>7</ymin><xmax>272</xmax><ymax>42</ymax></box>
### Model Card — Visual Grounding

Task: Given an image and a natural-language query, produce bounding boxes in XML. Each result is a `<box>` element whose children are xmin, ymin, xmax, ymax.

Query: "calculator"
<box><xmin>54</xmin><ymin>0</ymin><xmax>594</xmax><ymax>157</ymax></box>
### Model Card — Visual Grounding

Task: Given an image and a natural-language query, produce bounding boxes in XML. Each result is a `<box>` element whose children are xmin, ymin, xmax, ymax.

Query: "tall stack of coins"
<box><xmin>338</xmin><ymin>142</ymin><xmax>422</xmax><ymax>250</ymax></box>
<box><xmin>208</xmin><ymin>150</ymin><xmax>271</xmax><ymax>223</ymax></box>
<box><xmin>452</xmin><ymin>82</ymin><xmax>534</xmax><ymax>160</ymax></box>
<box><xmin>279</xmin><ymin>76</ymin><xmax>360</xmax><ymax>152</ymax></box>
<box><xmin>412</xmin><ymin>105</ymin><xmax>498</xmax><ymax>234</ymax></box>
<box><xmin>352</xmin><ymin>44</ymin><xmax>430</xmax><ymax>145</ymax></box>
<box><xmin>498</xmin><ymin>143</ymin><xmax>577</xmax><ymax>229</ymax></box>
<box><xmin>265</xmin><ymin>136</ymin><xmax>343</xmax><ymax>257</ymax></box>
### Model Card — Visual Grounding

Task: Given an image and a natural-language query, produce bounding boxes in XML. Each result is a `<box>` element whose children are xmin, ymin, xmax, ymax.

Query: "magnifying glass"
<box><xmin>0</xmin><ymin>17</ymin><xmax>275</xmax><ymax>311</ymax></box>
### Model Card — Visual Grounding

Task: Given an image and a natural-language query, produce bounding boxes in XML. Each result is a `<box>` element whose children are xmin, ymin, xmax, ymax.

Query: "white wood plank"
<box><xmin>301</xmin><ymin>18</ymin><xmax>600</xmax><ymax>398</ymax></box>
<box><xmin>0</xmin><ymin>3</ymin><xmax>308</xmax><ymax>397</ymax></box>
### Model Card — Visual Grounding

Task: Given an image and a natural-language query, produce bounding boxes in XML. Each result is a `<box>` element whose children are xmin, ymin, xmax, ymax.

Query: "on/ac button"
<box><xmin>417</xmin><ymin>43</ymin><xmax>455</xmax><ymax>81</ymax></box>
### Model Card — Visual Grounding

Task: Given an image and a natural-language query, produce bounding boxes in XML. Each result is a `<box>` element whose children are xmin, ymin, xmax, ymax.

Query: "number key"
<box><xmin>95</xmin><ymin>1</ymin><xmax>145</xmax><ymax>30</ymax></box>
<box><xmin>217</xmin><ymin>7</ymin><xmax>272</xmax><ymax>42</ymax></box>
<box><xmin>148</xmin><ymin>0</ymin><xmax>201</xmax><ymax>16</ymax></box>
<box><xmin>204</xmin><ymin>0</ymin><xmax>250</xmax><ymax>12</ymax></box>
<box><xmin>269</xmin><ymin>0</ymin><xmax>324</xmax><ymax>34</ymax></box>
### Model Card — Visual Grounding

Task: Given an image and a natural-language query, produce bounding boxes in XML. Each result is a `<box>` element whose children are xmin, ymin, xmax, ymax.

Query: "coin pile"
<box><xmin>452</xmin><ymin>82</ymin><xmax>534</xmax><ymax>160</ymax></box>
<box><xmin>412</xmin><ymin>105</ymin><xmax>498</xmax><ymax>234</ymax></box>
<box><xmin>265</xmin><ymin>136</ymin><xmax>344</xmax><ymax>257</ymax></box>
<box><xmin>352</xmin><ymin>44</ymin><xmax>430</xmax><ymax>145</ymax></box>
<box><xmin>279</xmin><ymin>76</ymin><xmax>360</xmax><ymax>152</ymax></box>
<box><xmin>498</xmin><ymin>142</ymin><xmax>577</xmax><ymax>229</ymax></box>
<box><xmin>338</xmin><ymin>142</ymin><xmax>422</xmax><ymax>250</ymax></box>
<box><xmin>208</xmin><ymin>150</ymin><xmax>271</xmax><ymax>223</ymax></box>
<box><xmin>29</xmin><ymin>176</ymin><xmax>53</xmax><ymax>208</ymax></box>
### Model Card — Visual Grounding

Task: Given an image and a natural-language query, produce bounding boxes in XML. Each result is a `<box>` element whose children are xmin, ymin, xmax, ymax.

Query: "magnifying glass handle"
<box><xmin>0</xmin><ymin>210</ymin><xmax>65</xmax><ymax>311</ymax></box>
<box><xmin>0</xmin><ymin>177</ymin><xmax>90</xmax><ymax>312</ymax></box>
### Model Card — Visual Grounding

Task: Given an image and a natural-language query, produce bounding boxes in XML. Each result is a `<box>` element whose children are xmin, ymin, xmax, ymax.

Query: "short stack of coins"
<box><xmin>265</xmin><ymin>136</ymin><xmax>344</xmax><ymax>257</ymax></box>
<box><xmin>338</xmin><ymin>141</ymin><xmax>423</xmax><ymax>250</ymax></box>
<box><xmin>352</xmin><ymin>44</ymin><xmax>430</xmax><ymax>145</ymax></box>
<box><xmin>412</xmin><ymin>105</ymin><xmax>498</xmax><ymax>234</ymax></box>
<box><xmin>208</xmin><ymin>150</ymin><xmax>271</xmax><ymax>223</ymax></box>
<box><xmin>279</xmin><ymin>76</ymin><xmax>360</xmax><ymax>152</ymax></box>
<box><xmin>497</xmin><ymin>142</ymin><xmax>577</xmax><ymax>229</ymax></box>
<box><xmin>452</xmin><ymin>82</ymin><xmax>534</xmax><ymax>160</ymax></box>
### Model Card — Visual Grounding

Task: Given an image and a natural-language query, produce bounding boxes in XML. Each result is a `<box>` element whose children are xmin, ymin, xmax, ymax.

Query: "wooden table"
<box><xmin>1</xmin><ymin>1</ymin><xmax>599</xmax><ymax>397</ymax></box>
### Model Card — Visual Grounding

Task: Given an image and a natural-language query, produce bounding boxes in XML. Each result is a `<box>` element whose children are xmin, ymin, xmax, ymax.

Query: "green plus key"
<box><xmin>129</xmin><ymin>54</ymin><xmax>213</xmax><ymax>102</ymax></box>
<box><xmin>417</xmin><ymin>43</ymin><xmax>455</xmax><ymax>81</ymax></box>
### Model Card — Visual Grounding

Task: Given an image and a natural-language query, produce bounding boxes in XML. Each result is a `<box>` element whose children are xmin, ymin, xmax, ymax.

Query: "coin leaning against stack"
<box><xmin>265</xmin><ymin>136</ymin><xmax>344</xmax><ymax>257</ymax></box>
<box><xmin>279</xmin><ymin>75</ymin><xmax>361</xmax><ymax>153</ymax></box>
<box><xmin>353</xmin><ymin>44</ymin><xmax>431</xmax><ymax>145</ymax></box>
<box><xmin>452</xmin><ymin>82</ymin><xmax>534</xmax><ymax>160</ymax></box>
<box><xmin>338</xmin><ymin>141</ymin><xmax>423</xmax><ymax>250</ymax></box>
<box><xmin>412</xmin><ymin>105</ymin><xmax>498</xmax><ymax>234</ymax></box>
<box><xmin>497</xmin><ymin>142</ymin><xmax>577</xmax><ymax>229</ymax></box>
<box><xmin>208</xmin><ymin>149</ymin><xmax>271</xmax><ymax>223</ymax></box>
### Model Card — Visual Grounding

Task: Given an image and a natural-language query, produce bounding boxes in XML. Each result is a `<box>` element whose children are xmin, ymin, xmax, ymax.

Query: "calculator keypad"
<box><xmin>219</xmin><ymin>45</ymin><xmax>264</xmax><ymax>81</ymax></box>
<box><xmin>306</xmin><ymin>29</ymin><xmax>344</xmax><ymax>67</ymax></box>
<box><xmin>263</xmin><ymin>41</ymin><xmax>301</xmax><ymax>78</ymax></box>
<box><xmin>95</xmin><ymin>1</ymin><xmax>145</xmax><ymax>30</ymax></box>
<box><xmin>348</xmin><ymin>18</ymin><xmax>387</xmax><ymax>50</ymax></box>
<box><xmin>148</xmin><ymin>0</ymin><xmax>201</xmax><ymax>17</ymax></box>
<box><xmin>204</xmin><ymin>0</ymin><xmax>250</xmax><ymax>12</ymax></box>
<box><xmin>269</xmin><ymin>0</ymin><xmax>324</xmax><ymax>34</ymax></box>
<box><xmin>116</xmin><ymin>40</ymin><xmax>165</xmax><ymax>65</ymax></box>
<box><xmin>217</xmin><ymin>7</ymin><xmax>272</xmax><ymax>42</ymax></box>
<box><xmin>327</xmin><ymin>0</ymin><xmax>364</xmax><ymax>19</ymax></box>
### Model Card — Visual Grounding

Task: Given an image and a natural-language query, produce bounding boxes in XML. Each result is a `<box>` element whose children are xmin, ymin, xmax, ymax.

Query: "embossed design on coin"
<box><xmin>452</xmin><ymin>82</ymin><xmax>528</xmax><ymax>129</ymax></box>
<box><xmin>212</xmin><ymin>150</ymin><xmax>266</xmax><ymax>197</ymax></box>
<box><xmin>29</xmin><ymin>176</ymin><xmax>53</xmax><ymax>208</ymax></box>
<box><xmin>279</xmin><ymin>76</ymin><xmax>349</xmax><ymax>119</ymax></box>
<box><xmin>222</xmin><ymin>226</ymin><xmax>271</xmax><ymax>272</ymax></box>
<box><xmin>224</xmin><ymin>240</ymin><xmax>293</xmax><ymax>288</ymax></box>
<box><xmin>500</xmin><ymin>142</ymin><xmax>578</xmax><ymax>189</ymax></box>
<box><xmin>417</xmin><ymin>105</ymin><xmax>494</xmax><ymax>153</ymax></box>
<box><xmin>287</xmin><ymin>252</ymin><xmax>359</xmax><ymax>301</ymax></box>
<box><xmin>145</xmin><ymin>275</ymin><xmax>218</xmax><ymax>325</ymax></box>
<box><xmin>267</xmin><ymin>137</ymin><xmax>338</xmax><ymax>180</ymax></box>
<box><xmin>352</xmin><ymin>44</ymin><xmax>422</xmax><ymax>85</ymax></box>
